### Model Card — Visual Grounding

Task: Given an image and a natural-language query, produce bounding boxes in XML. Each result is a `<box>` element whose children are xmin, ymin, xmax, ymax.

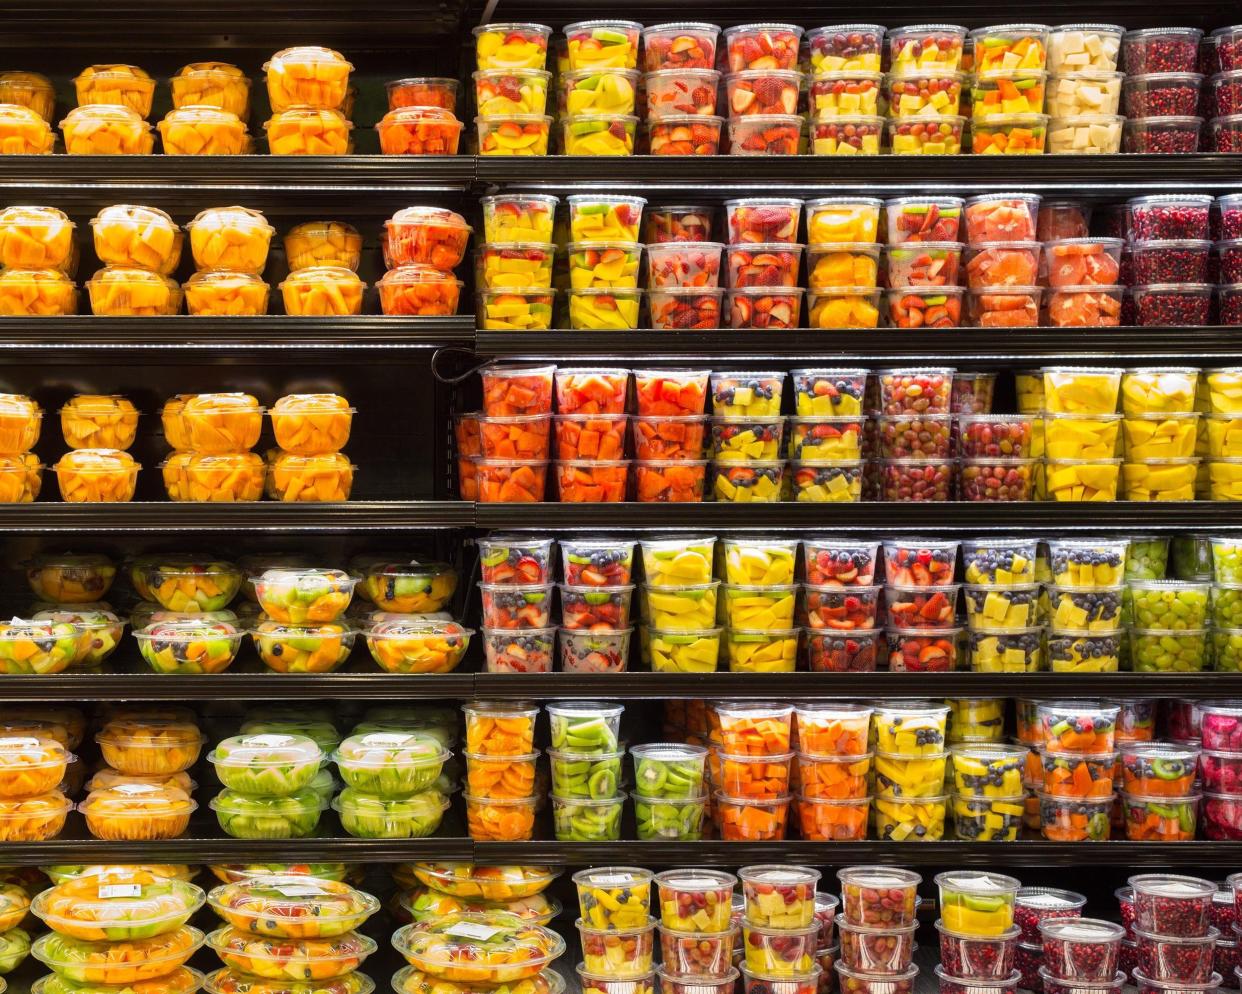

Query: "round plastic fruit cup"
<box><xmin>837</xmin><ymin>915</ymin><xmax>916</xmax><ymax>974</ymax></box>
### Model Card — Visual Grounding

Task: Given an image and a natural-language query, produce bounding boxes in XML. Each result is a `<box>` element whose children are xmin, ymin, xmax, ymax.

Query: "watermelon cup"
<box><xmin>474</xmin><ymin>23</ymin><xmax>552</xmax><ymax>71</ymax></box>
<box><xmin>646</xmin><ymin>70</ymin><xmax>720</xmax><ymax>118</ymax></box>
<box><xmin>633</xmin><ymin>416</ymin><xmax>708</xmax><ymax>458</ymax></box>
<box><xmin>647</xmin><ymin>207</ymin><xmax>714</xmax><ymax>243</ymax></box>
<box><xmin>566</xmin><ymin>20</ymin><xmax>642</xmax><ymax>71</ymax></box>
<box><xmin>810</xmin><ymin>117</ymin><xmax>884</xmax><ymax>155</ymax></box>
<box><xmin>555</xmin><ymin>415</ymin><xmax>628</xmax><ymax>461</ymax></box>
<box><xmin>635</xmin><ymin>370</ymin><xmax>710</xmax><ymax>417</ymax></box>
<box><xmin>376</xmin><ymin>106</ymin><xmax>462</xmax><ymax>155</ymax></box>
<box><xmin>635</xmin><ymin>460</ymin><xmax>707</xmax><ymax>501</ymax></box>
<box><xmin>809</xmin><ymin>73</ymin><xmax>883</xmax><ymax>118</ymax></box>
<box><xmin>482</xmin><ymin>364</ymin><xmax>555</xmax><ymax>417</ymax></box>
<box><xmin>646</xmin><ymin>242</ymin><xmax>723</xmax><ymax>288</ymax></box>
<box><xmin>482</xmin><ymin>627</ymin><xmax>554</xmax><ymax>673</ymax></box>
<box><xmin>478</xmin><ymin>415</ymin><xmax>551</xmax><ymax>461</ymax></box>
<box><xmin>727</xmin><ymin>198</ymin><xmax>803</xmax><ymax>245</ymax></box>
<box><xmin>555</xmin><ymin>368</ymin><xmax>629</xmax><ymax>414</ymax></box>
<box><xmin>643</xmin><ymin>23</ymin><xmax>721</xmax><ymax>70</ymax></box>
<box><xmin>645</xmin><ymin>626</ymin><xmax>721</xmax><ymax>671</ymax></box>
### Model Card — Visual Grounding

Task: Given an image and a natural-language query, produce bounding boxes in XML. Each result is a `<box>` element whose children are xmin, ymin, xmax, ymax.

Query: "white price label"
<box><xmin>99</xmin><ymin>884</ymin><xmax>143</xmax><ymax>899</ymax></box>
<box><xmin>445</xmin><ymin>923</ymin><xmax>504</xmax><ymax>941</ymax></box>
<box><xmin>275</xmin><ymin>885</ymin><xmax>325</xmax><ymax>899</ymax></box>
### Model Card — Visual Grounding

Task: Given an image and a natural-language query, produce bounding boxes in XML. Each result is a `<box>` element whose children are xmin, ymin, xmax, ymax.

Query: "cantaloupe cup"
<box><xmin>376</xmin><ymin>107</ymin><xmax>463</xmax><ymax>155</ymax></box>
<box><xmin>0</xmin><ymin>72</ymin><xmax>56</xmax><ymax>122</ymax></box>
<box><xmin>170</xmin><ymin>62</ymin><xmax>250</xmax><ymax>117</ymax></box>
<box><xmin>159</xmin><ymin>450</ymin><xmax>192</xmax><ymax>500</ymax></box>
<box><xmin>160</xmin><ymin>395</ymin><xmax>193</xmax><ymax>450</ymax></box>
<box><xmin>0</xmin><ymin>206</ymin><xmax>75</xmax><ymax>272</ymax></box>
<box><xmin>269</xmin><ymin>451</ymin><xmax>355</xmax><ymax>501</ymax></box>
<box><xmin>80</xmin><ymin>783</ymin><xmax>196</xmax><ymax>840</ymax></box>
<box><xmin>264</xmin><ymin>47</ymin><xmax>353</xmax><ymax>111</ymax></box>
<box><xmin>86</xmin><ymin>268</ymin><xmax>180</xmax><ymax>316</ymax></box>
<box><xmin>60</xmin><ymin>105</ymin><xmax>153</xmax><ymax>154</ymax></box>
<box><xmin>377</xmin><ymin>265</ymin><xmax>462</xmax><ymax>316</ymax></box>
<box><xmin>0</xmin><ymin>454</ymin><xmax>41</xmax><ymax>503</ymax></box>
<box><xmin>96</xmin><ymin>718</ymin><xmax>202</xmax><ymax>776</ymax></box>
<box><xmin>0</xmin><ymin>104</ymin><xmax>54</xmax><ymax>154</ymax></box>
<box><xmin>181</xmin><ymin>393</ymin><xmax>263</xmax><ymax>452</ymax></box>
<box><xmin>158</xmin><ymin>106</ymin><xmax>250</xmax><ymax>155</ymax></box>
<box><xmin>0</xmin><ymin>790</ymin><xmax>70</xmax><ymax>841</ymax></box>
<box><xmin>0</xmin><ymin>735</ymin><xmax>70</xmax><ymax>798</ymax></box>
<box><xmin>284</xmin><ymin>221</ymin><xmax>362</xmax><ymax>271</ymax></box>
<box><xmin>176</xmin><ymin>452</ymin><xmax>265</xmax><ymax>502</ymax></box>
<box><xmin>265</xmin><ymin>107</ymin><xmax>352</xmax><ymax>154</ymax></box>
<box><xmin>280</xmin><ymin>266</ymin><xmax>365</xmax><ymax>315</ymax></box>
<box><xmin>73</xmin><ymin>64</ymin><xmax>155</xmax><ymax>117</ymax></box>
<box><xmin>184</xmin><ymin>271</ymin><xmax>270</xmax><ymax>316</ymax></box>
<box><xmin>0</xmin><ymin>269</ymin><xmax>76</xmax><ymax>316</ymax></box>
<box><xmin>54</xmin><ymin>448</ymin><xmax>139</xmax><ymax>502</ymax></box>
<box><xmin>186</xmin><ymin>206</ymin><xmax>273</xmax><ymax>274</ymax></box>
<box><xmin>61</xmin><ymin>394</ymin><xmax>139</xmax><ymax>450</ymax></box>
<box><xmin>270</xmin><ymin>394</ymin><xmax>353</xmax><ymax>454</ymax></box>
<box><xmin>91</xmin><ymin>205</ymin><xmax>180</xmax><ymax>273</ymax></box>
<box><xmin>0</xmin><ymin>392</ymin><xmax>40</xmax><ymax>449</ymax></box>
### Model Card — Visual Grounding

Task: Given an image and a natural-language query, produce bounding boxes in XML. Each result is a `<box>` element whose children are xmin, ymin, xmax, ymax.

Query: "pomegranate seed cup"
<box><xmin>1015</xmin><ymin>888</ymin><xmax>1086</xmax><ymax>944</ymax></box>
<box><xmin>1128</xmin><ymin>875</ymin><xmax>1217</xmax><ymax>937</ymax></box>
<box><xmin>1040</xmin><ymin>918</ymin><xmax>1126</xmax><ymax>981</ymax></box>
<box><xmin>1133</xmin><ymin>928</ymin><xmax>1220</xmax><ymax>983</ymax></box>
<box><xmin>935</xmin><ymin>966</ymin><xmax>1022</xmax><ymax>994</ymax></box>
<box><xmin>937</xmin><ymin>921</ymin><xmax>1020</xmax><ymax>980</ymax></box>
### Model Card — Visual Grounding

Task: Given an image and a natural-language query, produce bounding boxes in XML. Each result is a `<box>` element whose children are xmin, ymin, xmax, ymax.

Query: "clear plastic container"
<box><xmin>208</xmin><ymin>733</ymin><xmax>322</xmax><ymax>794</ymax></box>
<box><xmin>264</xmin><ymin>46</ymin><xmax>353</xmax><ymax>111</ymax></box>
<box><xmin>79</xmin><ymin>783</ymin><xmax>196</xmax><ymax>840</ymax></box>
<box><xmin>208</xmin><ymin>876</ymin><xmax>377</xmax><ymax>939</ymax></box>
<box><xmin>32</xmin><ymin>868</ymin><xmax>203</xmax><ymax>941</ymax></box>
<box><xmin>32</xmin><ymin>927</ymin><xmax>204</xmax><ymax>985</ymax></box>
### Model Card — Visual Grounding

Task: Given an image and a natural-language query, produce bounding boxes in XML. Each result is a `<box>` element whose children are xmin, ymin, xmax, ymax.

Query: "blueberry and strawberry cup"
<box><xmin>805</xmin><ymin>629</ymin><xmax>881</xmax><ymax>672</ymax></box>
<box><xmin>558</xmin><ymin>628</ymin><xmax>631</xmax><ymax>673</ymax></box>
<box><xmin>561</xmin><ymin>539</ymin><xmax>634</xmax><ymax>586</ymax></box>
<box><xmin>482</xmin><ymin>627</ymin><xmax>554</xmax><ymax>673</ymax></box>
<box><xmin>479</xmin><ymin>537</ymin><xmax>554</xmax><ymax>585</ymax></box>
<box><xmin>803</xmin><ymin>539</ymin><xmax>877</xmax><ymax>586</ymax></box>
<box><xmin>883</xmin><ymin>539</ymin><xmax>958</xmax><ymax>585</ymax></box>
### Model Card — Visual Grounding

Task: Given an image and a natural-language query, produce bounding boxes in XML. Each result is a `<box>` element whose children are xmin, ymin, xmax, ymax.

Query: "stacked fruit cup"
<box><xmin>875</xmin><ymin>368</ymin><xmax>955</xmax><ymax>500</ymax></box>
<box><xmin>564</xmin><ymin>195</ymin><xmax>645</xmax><ymax>332</ymax></box>
<box><xmin>1043</xmin><ymin>231</ymin><xmax>1124</xmax><ymax>329</ymax></box>
<box><xmin>1211</xmin><ymin>536</ymin><xmax>1242</xmax><ymax>670</ymax></box>
<box><xmin>1038</xmin><ymin>916</ymin><xmax>1128</xmax><ymax>994</ymax></box>
<box><xmin>1044</xmin><ymin>538</ymin><xmax>1126</xmax><ymax>674</ymax></box>
<box><xmin>632</xmin><ymin>368</ymin><xmax>711</xmax><ymax>502</ymax></box>
<box><xmin>720</xmin><ymin>538</ymin><xmax>798</xmax><ymax>670</ymax></box>
<box><xmin>792</xmin><ymin>703</ymin><xmax>873</xmax><ymax>841</ymax></box>
<box><xmin>376</xmin><ymin>73</ymin><xmax>462</xmax><ymax>157</ymax></box>
<box><xmin>1117</xmin><ymin>742</ymin><xmax>1201</xmax><ymax>841</ymax></box>
<box><xmin>1013</xmin><ymin>886</ymin><xmax>1088</xmax><ymax>987</ymax></box>
<box><xmin>1205</xmin><ymin>363</ymin><xmax>1242</xmax><ymax>499</ymax></box>
<box><xmin>262</xmin><ymin>393</ymin><xmax>355</xmax><ymax>503</ymax></box>
<box><xmin>709</xmin><ymin>703</ymin><xmax>794</xmax><ymax>840</ymax></box>
<box><xmin>472</xmin><ymin>22</ymin><xmax>554</xmax><ymax>155</ymax></box>
<box><xmin>159</xmin><ymin>63</ymin><xmax>252</xmax><ymax>155</ymax></box>
<box><xmin>884</xmin><ymin>194</ymin><xmax>964</xmax><ymax>330</ymax></box>
<box><xmin>462</xmin><ymin>700</ymin><xmax>540</xmax><ymax>841</ymax></box>
<box><xmin>475</xmin><ymin>363</ymin><xmax>555</xmax><ymax>501</ymax></box>
<box><xmin>552</xmin><ymin>367</ymin><xmax>630</xmax><ymax>501</ymax></box>
<box><xmin>574</xmin><ymin>866</ymin><xmax>656</xmax><ymax>994</ymax></box>
<box><xmin>935</xmin><ymin>871</ymin><xmax>1023</xmax><ymax>994</ymax></box>
<box><xmin>477</xmin><ymin>535</ymin><xmax>555</xmax><ymax>675</ymax></box>
<box><xmin>803</xmin><ymin>197</ymin><xmax>880</xmax><ymax>332</ymax></box>
<box><xmin>657</xmin><ymin>869</ymin><xmax>739</xmax><ymax>994</ymax></box>
<box><xmin>1201</xmin><ymin>703</ymin><xmax>1242</xmax><ymax>838</ymax></box>
<box><xmin>870</xmin><ymin>701</ymin><xmax>951</xmax><ymax>841</ymax></box>
<box><xmin>0</xmin><ymin>394</ymin><xmax>42</xmax><ymax>503</ymax></box>
<box><xmin>1045</xmin><ymin>23</ymin><xmax>1124</xmax><ymax>154</ymax></box>
<box><xmin>1207</xmin><ymin>28</ymin><xmax>1242</xmax><ymax>151</ymax></box>
<box><xmin>962</xmin><ymin>193</ymin><xmax>1042</xmax><ymax>330</ymax></box>
<box><xmin>1128</xmin><ymin>874</ymin><xmax>1223</xmax><ymax>994</ymax></box>
<box><xmin>884</xmin><ymin>23</ymin><xmax>967</xmax><ymax>154</ymax></box>
<box><xmin>631</xmin><ymin>744</ymin><xmax>708</xmax><ymax>840</ymax></box>
<box><xmin>261</xmin><ymin>46</ymin><xmax>354</xmax><ymax>155</ymax></box>
<box><xmin>645</xmin><ymin>222</ymin><xmax>724</xmax><ymax>330</ymax></box>
<box><xmin>1120</xmin><ymin>28</ymin><xmax>1205</xmax><ymax>152</ymax></box>
<box><xmin>719</xmin><ymin>197</ymin><xmax>804</xmax><ymax>331</ymax></box>
<box><xmin>709</xmin><ymin>373</ymin><xmax>787</xmax><ymax>504</ymax></box>
<box><xmin>180</xmin><ymin>203</ymin><xmax>276</xmax><ymax>318</ymax></box>
<box><xmin>159</xmin><ymin>392</ymin><xmax>262</xmax><ymax>505</ymax></box>
<box><xmin>737</xmin><ymin>865</ymin><xmax>822</xmax><ymax>994</ymax></box>
<box><xmin>0</xmin><ymin>723</ymin><xmax>73</xmax><ymax>845</ymax></box>
<box><xmin>1126</xmin><ymin>195</ymin><xmax>1215</xmax><ymax>329</ymax></box>
<box><xmin>639</xmin><ymin>533</ymin><xmax>718</xmax><ymax>671</ymax></box>
<box><xmin>377</xmin><ymin>205</ymin><xmax>468</xmax><ymax>319</ymax></box>
<box><xmin>1035</xmin><ymin>699</ymin><xmax>1119</xmax><ymax>841</ymax></box>
<box><xmin>1040</xmin><ymin>366</ymin><xmax>1124</xmax><ymax>501</ymax></box>
<box><xmin>788</xmin><ymin>370</ymin><xmax>870</xmax><ymax>502</ymax></box>
<box><xmin>801</xmin><ymin>541</ymin><xmax>882</xmax><ymax>672</ymax></box>
<box><xmin>834</xmin><ymin>865</ymin><xmax>919</xmax><ymax>994</ymax></box>
<box><xmin>719</xmin><ymin>24</ymin><xmax>804</xmax><ymax>155</ymax></box>
<box><xmin>62</xmin><ymin>62</ymin><xmax>154</xmax><ymax>156</ymax></box>
<box><xmin>962</xmin><ymin>539</ymin><xmax>1042</xmax><ymax>674</ymax></box>
<box><xmin>1127</xmin><ymin>579</ymin><xmax>1210</xmax><ymax>672</ymax></box>
<box><xmin>805</xmin><ymin>23</ymin><xmax>885</xmax><ymax>156</ymax></box>
<box><xmin>883</xmin><ymin>538</ymin><xmax>961</xmax><ymax>675</ymax></box>
<box><xmin>86</xmin><ymin>204</ymin><xmax>181</xmax><ymax>320</ymax></box>
<box><xmin>206</xmin><ymin>732</ymin><xmax>326</xmax><ymax>840</ymax></box>
<box><xmin>1220</xmin><ymin>194</ymin><xmax>1242</xmax><ymax>326</ymax></box>
<box><xmin>558</xmin><ymin>20</ymin><xmax>643</xmax><ymax>155</ymax></box>
<box><xmin>641</xmin><ymin>22</ymin><xmax>723</xmax><ymax>156</ymax></box>
<box><xmin>0</xmin><ymin>205</ymin><xmax>79</xmax><ymax>316</ymax></box>
<box><xmin>949</xmin><ymin>744</ymin><xmax>1026</xmax><ymax>841</ymax></box>
<box><xmin>477</xmin><ymin>193</ymin><xmax>557</xmax><ymax>331</ymax></box>
<box><xmin>966</xmin><ymin>24</ymin><xmax>1051</xmax><ymax>154</ymax></box>
<box><xmin>548</xmin><ymin>700</ymin><xmax>626</xmax><ymax>841</ymax></box>
<box><xmin>946</xmin><ymin>697</ymin><xmax>1007</xmax><ymax>745</ymax></box>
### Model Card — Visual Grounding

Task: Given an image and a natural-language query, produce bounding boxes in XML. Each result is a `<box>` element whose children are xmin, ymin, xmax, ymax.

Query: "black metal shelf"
<box><xmin>474</xmin><ymin>501</ymin><xmax>1242</xmax><ymax>533</ymax></box>
<box><xmin>5</xmin><ymin>666</ymin><xmax>1237</xmax><ymax>702</ymax></box>
<box><xmin>0</xmin><ymin>501</ymin><xmax>472</xmax><ymax>532</ymax></box>
<box><xmin>474</xmin><ymin>328</ymin><xmax>1242</xmax><ymax>365</ymax></box>
<box><xmin>475</xmin><ymin>154</ymin><xmax>1242</xmax><ymax>195</ymax></box>
<box><xmin>0</xmin><ymin>317</ymin><xmax>473</xmax><ymax>363</ymax></box>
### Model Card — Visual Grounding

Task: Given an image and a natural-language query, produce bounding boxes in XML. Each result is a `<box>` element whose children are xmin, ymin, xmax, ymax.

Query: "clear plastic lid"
<box><xmin>209</xmin><ymin>926</ymin><xmax>374</xmax><ymax>970</ymax></box>
<box><xmin>184</xmin><ymin>270</ymin><xmax>267</xmax><ymax>292</ymax></box>
<box><xmin>97</xmin><ymin>718</ymin><xmax>202</xmax><ymax>749</ymax></box>
<box><xmin>279</xmin><ymin>266</ymin><xmax>365</xmax><ymax>290</ymax></box>
<box><xmin>203</xmin><ymin>969</ymin><xmax>373</xmax><ymax>994</ymax></box>
<box><xmin>0</xmin><ymin>733</ymin><xmax>69</xmax><ymax>768</ymax></box>
<box><xmin>79</xmin><ymin>782</ymin><xmax>196</xmax><ymax>818</ymax></box>
<box><xmin>186</xmin><ymin>206</ymin><xmax>273</xmax><ymax>235</ymax></box>
<box><xmin>388</xmin><ymin>207</ymin><xmax>471</xmax><ymax>232</ymax></box>
<box><xmin>32</xmin><ymin>867</ymin><xmax>205</xmax><ymax>936</ymax></box>
<box><xmin>378</xmin><ymin>106</ymin><xmax>461</xmax><ymax>127</ymax></box>
<box><xmin>391</xmin><ymin>913</ymin><xmax>565</xmax><ymax>974</ymax></box>
<box><xmin>265</xmin><ymin>46</ymin><xmax>353</xmax><ymax>71</ymax></box>
<box><xmin>85</xmin><ymin>769</ymin><xmax>195</xmax><ymax>793</ymax></box>
<box><xmin>90</xmin><ymin>204</ymin><xmax>174</xmax><ymax>231</ymax></box>
<box><xmin>209</xmin><ymin>733</ymin><xmax>323</xmax><ymax>771</ymax></box>
<box><xmin>61</xmin><ymin>105</ymin><xmax>150</xmax><ymax>129</ymax></box>
<box><xmin>738</xmin><ymin>864</ymin><xmax>820</xmax><ymax>886</ymax></box>
<box><xmin>409</xmin><ymin>863</ymin><xmax>560</xmax><ymax>899</ymax></box>
<box><xmin>1127</xmin><ymin>873</ymin><xmax>1216</xmax><ymax>898</ymax></box>
<box><xmin>334</xmin><ymin>732</ymin><xmax>449</xmax><ymax>769</ymax></box>
<box><xmin>209</xmin><ymin>787</ymin><xmax>325</xmax><ymax>817</ymax></box>
<box><xmin>208</xmin><ymin>877</ymin><xmax>378</xmax><ymax>934</ymax></box>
